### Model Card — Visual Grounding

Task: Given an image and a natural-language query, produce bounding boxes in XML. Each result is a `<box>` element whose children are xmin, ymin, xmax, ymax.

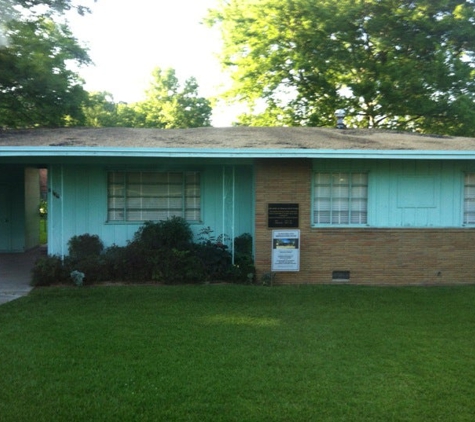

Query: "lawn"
<box><xmin>1</xmin><ymin>285</ymin><xmax>474</xmax><ymax>421</ymax></box>
<box><xmin>39</xmin><ymin>217</ymin><xmax>47</xmax><ymax>245</ymax></box>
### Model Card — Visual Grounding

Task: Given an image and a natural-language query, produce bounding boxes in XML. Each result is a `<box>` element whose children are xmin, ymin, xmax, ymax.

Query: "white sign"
<box><xmin>271</xmin><ymin>230</ymin><xmax>300</xmax><ymax>272</ymax></box>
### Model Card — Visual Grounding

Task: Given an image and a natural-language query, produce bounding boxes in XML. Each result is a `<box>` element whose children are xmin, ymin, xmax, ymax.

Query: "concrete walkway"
<box><xmin>0</xmin><ymin>247</ymin><xmax>46</xmax><ymax>305</ymax></box>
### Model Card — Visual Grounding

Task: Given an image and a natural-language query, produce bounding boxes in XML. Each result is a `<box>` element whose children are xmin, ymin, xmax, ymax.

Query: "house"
<box><xmin>1</xmin><ymin>126</ymin><xmax>475</xmax><ymax>285</ymax></box>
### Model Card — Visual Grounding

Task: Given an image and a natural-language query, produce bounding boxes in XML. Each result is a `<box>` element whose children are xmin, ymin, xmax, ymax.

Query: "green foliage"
<box><xmin>234</xmin><ymin>232</ymin><xmax>252</xmax><ymax>256</ymax></box>
<box><xmin>100</xmin><ymin>244</ymin><xmax>130</xmax><ymax>281</ymax></box>
<box><xmin>208</xmin><ymin>0</ymin><xmax>475</xmax><ymax>135</ymax></box>
<box><xmin>39</xmin><ymin>218</ymin><xmax>47</xmax><ymax>244</ymax></box>
<box><xmin>82</xmin><ymin>91</ymin><xmax>119</xmax><ymax>127</ymax></box>
<box><xmin>153</xmin><ymin>248</ymin><xmax>205</xmax><ymax>284</ymax></box>
<box><xmin>68</xmin><ymin>233</ymin><xmax>104</xmax><ymax>260</ymax></box>
<box><xmin>66</xmin><ymin>234</ymin><xmax>105</xmax><ymax>283</ymax></box>
<box><xmin>194</xmin><ymin>242</ymin><xmax>232</xmax><ymax>281</ymax></box>
<box><xmin>31</xmin><ymin>254</ymin><xmax>68</xmax><ymax>286</ymax></box>
<box><xmin>32</xmin><ymin>221</ymin><xmax>255</xmax><ymax>285</ymax></box>
<box><xmin>38</xmin><ymin>199</ymin><xmax>47</xmax><ymax>217</ymax></box>
<box><xmin>0</xmin><ymin>17</ymin><xmax>90</xmax><ymax>128</ymax></box>
<box><xmin>134</xmin><ymin>67</ymin><xmax>212</xmax><ymax>129</ymax></box>
<box><xmin>83</xmin><ymin>68</ymin><xmax>213</xmax><ymax>129</ymax></box>
<box><xmin>131</xmin><ymin>219</ymin><xmax>219</xmax><ymax>284</ymax></box>
<box><xmin>233</xmin><ymin>232</ymin><xmax>255</xmax><ymax>283</ymax></box>
<box><xmin>133</xmin><ymin>217</ymin><xmax>193</xmax><ymax>250</ymax></box>
<box><xmin>0</xmin><ymin>0</ymin><xmax>94</xmax><ymax>21</ymax></box>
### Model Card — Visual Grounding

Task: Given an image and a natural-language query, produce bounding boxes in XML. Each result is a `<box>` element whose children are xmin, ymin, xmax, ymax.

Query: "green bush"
<box><xmin>234</xmin><ymin>232</ymin><xmax>253</xmax><ymax>256</ymax></box>
<box><xmin>232</xmin><ymin>233</ymin><xmax>255</xmax><ymax>283</ymax></box>
<box><xmin>194</xmin><ymin>242</ymin><xmax>232</xmax><ymax>281</ymax></box>
<box><xmin>66</xmin><ymin>234</ymin><xmax>106</xmax><ymax>283</ymax></box>
<box><xmin>152</xmin><ymin>248</ymin><xmax>205</xmax><ymax>284</ymax></box>
<box><xmin>68</xmin><ymin>234</ymin><xmax>104</xmax><ymax>260</ymax></box>
<box><xmin>31</xmin><ymin>255</ymin><xmax>69</xmax><ymax>286</ymax></box>
<box><xmin>32</xmin><ymin>222</ymin><xmax>255</xmax><ymax>285</ymax></box>
<box><xmin>102</xmin><ymin>244</ymin><xmax>132</xmax><ymax>282</ymax></box>
<box><xmin>133</xmin><ymin>217</ymin><xmax>193</xmax><ymax>250</ymax></box>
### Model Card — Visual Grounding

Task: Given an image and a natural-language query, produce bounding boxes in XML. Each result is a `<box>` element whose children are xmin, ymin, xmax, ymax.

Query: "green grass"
<box><xmin>1</xmin><ymin>285</ymin><xmax>475</xmax><ymax>421</ymax></box>
<box><xmin>39</xmin><ymin>218</ymin><xmax>47</xmax><ymax>245</ymax></box>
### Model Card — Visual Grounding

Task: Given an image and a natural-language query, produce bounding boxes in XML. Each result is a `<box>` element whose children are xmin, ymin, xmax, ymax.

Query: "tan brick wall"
<box><xmin>254</xmin><ymin>158</ymin><xmax>475</xmax><ymax>285</ymax></box>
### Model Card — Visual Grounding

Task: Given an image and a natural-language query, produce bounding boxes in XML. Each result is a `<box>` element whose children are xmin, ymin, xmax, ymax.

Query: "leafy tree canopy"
<box><xmin>1</xmin><ymin>0</ymin><xmax>93</xmax><ymax>22</ymax></box>
<box><xmin>84</xmin><ymin>68</ymin><xmax>213</xmax><ymax>129</ymax></box>
<box><xmin>0</xmin><ymin>0</ymin><xmax>93</xmax><ymax>128</ymax></box>
<box><xmin>208</xmin><ymin>0</ymin><xmax>475</xmax><ymax>135</ymax></box>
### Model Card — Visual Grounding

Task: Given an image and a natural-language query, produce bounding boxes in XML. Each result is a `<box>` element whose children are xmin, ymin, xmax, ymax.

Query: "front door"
<box><xmin>0</xmin><ymin>185</ymin><xmax>12</xmax><ymax>251</ymax></box>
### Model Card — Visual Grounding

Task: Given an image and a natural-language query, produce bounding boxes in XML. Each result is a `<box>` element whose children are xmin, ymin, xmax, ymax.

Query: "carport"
<box><xmin>0</xmin><ymin>247</ymin><xmax>45</xmax><ymax>304</ymax></box>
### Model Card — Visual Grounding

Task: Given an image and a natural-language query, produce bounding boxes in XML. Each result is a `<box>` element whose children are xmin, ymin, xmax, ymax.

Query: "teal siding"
<box><xmin>313</xmin><ymin>159</ymin><xmax>475</xmax><ymax>228</ymax></box>
<box><xmin>48</xmin><ymin>163</ymin><xmax>254</xmax><ymax>256</ymax></box>
<box><xmin>0</xmin><ymin>166</ymin><xmax>26</xmax><ymax>252</ymax></box>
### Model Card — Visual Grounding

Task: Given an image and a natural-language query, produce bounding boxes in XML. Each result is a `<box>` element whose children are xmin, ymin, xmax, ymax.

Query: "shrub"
<box><xmin>232</xmin><ymin>233</ymin><xmax>255</xmax><ymax>283</ymax></box>
<box><xmin>102</xmin><ymin>244</ymin><xmax>129</xmax><ymax>282</ymax></box>
<box><xmin>67</xmin><ymin>234</ymin><xmax>105</xmax><ymax>283</ymax></box>
<box><xmin>31</xmin><ymin>255</ymin><xmax>69</xmax><ymax>286</ymax></box>
<box><xmin>133</xmin><ymin>217</ymin><xmax>193</xmax><ymax>250</ymax></box>
<box><xmin>68</xmin><ymin>234</ymin><xmax>104</xmax><ymax>260</ymax></box>
<box><xmin>130</xmin><ymin>218</ymin><xmax>201</xmax><ymax>283</ymax></box>
<box><xmin>194</xmin><ymin>242</ymin><xmax>232</xmax><ymax>281</ymax></box>
<box><xmin>152</xmin><ymin>248</ymin><xmax>205</xmax><ymax>284</ymax></box>
<box><xmin>234</xmin><ymin>232</ymin><xmax>253</xmax><ymax>256</ymax></box>
<box><xmin>32</xmin><ymin>226</ymin><xmax>256</xmax><ymax>285</ymax></box>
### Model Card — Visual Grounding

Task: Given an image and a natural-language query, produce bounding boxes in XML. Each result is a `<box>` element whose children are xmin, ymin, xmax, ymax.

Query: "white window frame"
<box><xmin>463</xmin><ymin>173</ymin><xmax>475</xmax><ymax>225</ymax></box>
<box><xmin>107</xmin><ymin>171</ymin><xmax>201</xmax><ymax>223</ymax></box>
<box><xmin>313</xmin><ymin>172</ymin><xmax>368</xmax><ymax>226</ymax></box>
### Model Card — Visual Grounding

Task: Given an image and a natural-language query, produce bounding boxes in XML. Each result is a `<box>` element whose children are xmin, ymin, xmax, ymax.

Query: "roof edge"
<box><xmin>1</xmin><ymin>146</ymin><xmax>475</xmax><ymax>160</ymax></box>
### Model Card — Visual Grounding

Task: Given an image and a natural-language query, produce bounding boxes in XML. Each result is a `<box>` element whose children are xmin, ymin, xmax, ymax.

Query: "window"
<box><xmin>464</xmin><ymin>173</ymin><xmax>475</xmax><ymax>224</ymax></box>
<box><xmin>313</xmin><ymin>172</ymin><xmax>368</xmax><ymax>225</ymax></box>
<box><xmin>108</xmin><ymin>171</ymin><xmax>201</xmax><ymax>222</ymax></box>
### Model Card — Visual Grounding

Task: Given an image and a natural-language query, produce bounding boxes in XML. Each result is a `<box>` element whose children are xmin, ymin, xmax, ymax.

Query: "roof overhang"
<box><xmin>1</xmin><ymin>146</ymin><xmax>475</xmax><ymax>160</ymax></box>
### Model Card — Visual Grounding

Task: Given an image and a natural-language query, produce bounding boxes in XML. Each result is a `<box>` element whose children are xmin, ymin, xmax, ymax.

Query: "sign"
<box><xmin>268</xmin><ymin>203</ymin><xmax>299</xmax><ymax>228</ymax></box>
<box><xmin>271</xmin><ymin>230</ymin><xmax>300</xmax><ymax>272</ymax></box>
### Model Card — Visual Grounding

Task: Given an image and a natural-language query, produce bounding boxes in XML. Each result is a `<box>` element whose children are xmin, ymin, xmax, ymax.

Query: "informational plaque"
<box><xmin>267</xmin><ymin>203</ymin><xmax>299</xmax><ymax>228</ymax></box>
<box><xmin>271</xmin><ymin>230</ymin><xmax>300</xmax><ymax>272</ymax></box>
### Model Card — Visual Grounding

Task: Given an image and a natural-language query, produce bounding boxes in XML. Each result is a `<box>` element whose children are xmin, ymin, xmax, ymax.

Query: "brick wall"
<box><xmin>254</xmin><ymin>158</ymin><xmax>475</xmax><ymax>285</ymax></box>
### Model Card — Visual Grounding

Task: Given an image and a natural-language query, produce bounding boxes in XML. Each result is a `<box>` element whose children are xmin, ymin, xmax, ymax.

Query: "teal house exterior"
<box><xmin>2</xmin><ymin>126</ymin><xmax>475</xmax><ymax>285</ymax></box>
<box><xmin>46</xmin><ymin>160</ymin><xmax>254</xmax><ymax>259</ymax></box>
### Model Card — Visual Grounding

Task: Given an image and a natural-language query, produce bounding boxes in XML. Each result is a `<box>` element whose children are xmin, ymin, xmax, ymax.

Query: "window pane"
<box><xmin>108</xmin><ymin>171</ymin><xmax>200</xmax><ymax>222</ymax></box>
<box><xmin>464</xmin><ymin>173</ymin><xmax>475</xmax><ymax>224</ymax></box>
<box><xmin>108</xmin><ymin>210</ymin><xmax>124</xmax><ymax>221</ymax></box>
<box><xmin>314</xmin><ymin>172</ymin><xmax>368</xmax><ymax>225</ymax></box>
<box><xmin>314</xmin><ymin>210</ymin><xmax>330</xmax><ymax>224</ymax></box>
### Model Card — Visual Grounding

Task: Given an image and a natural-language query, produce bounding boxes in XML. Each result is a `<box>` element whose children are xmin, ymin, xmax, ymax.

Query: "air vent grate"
<box><xmin>332</xmin><ymin>271</ymin><xmax>350</xmax><ymax>282</ymax></box>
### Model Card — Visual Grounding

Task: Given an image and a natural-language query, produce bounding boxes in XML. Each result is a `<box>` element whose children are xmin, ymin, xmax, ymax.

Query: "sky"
<box><xmin>67</xmin><ymin>0</ymin><xmax>239</xmax><ymax>126</ymax></box>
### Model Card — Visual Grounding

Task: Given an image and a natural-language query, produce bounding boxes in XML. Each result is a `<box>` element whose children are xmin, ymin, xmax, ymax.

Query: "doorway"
<box><xmin>0</xmin><ymin>185</ymin><xmax>12</xmax><ymax>252</ymax></box>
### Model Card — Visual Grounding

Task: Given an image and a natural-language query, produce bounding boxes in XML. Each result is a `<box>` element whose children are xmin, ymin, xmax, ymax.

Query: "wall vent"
<box><xmin>332</xmin><ymin>270</ymin><xmax>350</xmax><ymax>282</ymax></box>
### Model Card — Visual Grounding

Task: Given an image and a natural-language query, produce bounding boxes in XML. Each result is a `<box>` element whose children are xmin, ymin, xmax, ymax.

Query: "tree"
<box><xmin>83</xmin><ymin>91</ymin><xmax>119</xmax><ymax>127</ymax></box>
<box><xmin>0</xmin><ymin>0</ymin><xmax>93</xmax><ymax>128</ymax></box>
<box><xmin>1</xmin><ymin>0</ymin><xmax>93</xmax><ymax>45</ymax></box>
<box><xmin>0</xmin><ymin>17</ymin><xmax>90</xmax><ymax>127</ymax></box>
<box><xmin>132</xmin><ymin>67</ymin><xmax>212</xmax><ymax>128</ymax></box>
<box><xmin>0</xmin><ymin>0</ymin><xmax>93</xmax><ymax>21</ymax></box>
<box><xmin>207</xmin><ymin>0</ymin><xmax>475</xmax><ymax>135</ymax></box>
<box><xmin>83</xmin><ymin>68</ymin><xmax>212</xmax><ymax>129</ymax></box>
